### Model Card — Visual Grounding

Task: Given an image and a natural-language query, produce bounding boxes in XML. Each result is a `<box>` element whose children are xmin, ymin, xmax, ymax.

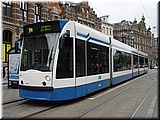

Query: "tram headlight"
<box><xmin>45</xmin><ymin>75</ymin><xmax>51</xmax><ymax>81</ymax></box>
<box><xmin>19</xmin><ymin>74</ymin><xmax>24</xmax><ymax>84</ymax></box>
<box><xmin>19</xmin><ymin>74</ymin><xmax>23</xmax><ymax>80</ymax></box>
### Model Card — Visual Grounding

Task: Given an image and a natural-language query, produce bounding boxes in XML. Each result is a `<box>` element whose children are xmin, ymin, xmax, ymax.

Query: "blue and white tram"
<box><xmin>19</xmin><ymin>20</ymin><xmax>148</xmax><ymax>101</ymax></box>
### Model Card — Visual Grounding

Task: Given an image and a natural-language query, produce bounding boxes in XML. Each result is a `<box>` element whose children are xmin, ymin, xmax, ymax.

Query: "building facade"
<box><xmin>57</xmin><ymin>1</ymin><xmax>102</xmax><ymax>31</ymax></box>
<box><xmin>100</xmin><ymin>15</ymin><xmax>113</xmax><ymax>38</ymax></box>
<box><xmin>113</xmin><ymin>15</ymin><xmax>156</xmax><ymax>65</ymax></box>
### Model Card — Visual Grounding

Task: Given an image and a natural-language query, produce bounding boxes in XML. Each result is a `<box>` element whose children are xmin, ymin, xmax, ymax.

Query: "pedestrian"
<box><xmin>4</xmin><ymin>66</ymin><xmax>8</xmax><ymax>80</ymax></box>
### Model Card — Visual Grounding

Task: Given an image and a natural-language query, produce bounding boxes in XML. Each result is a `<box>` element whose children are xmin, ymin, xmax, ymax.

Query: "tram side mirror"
<box><xmin>59</xmin><ymin>30</ymin><xmax>70</xmax><ymax>49</ymax></box>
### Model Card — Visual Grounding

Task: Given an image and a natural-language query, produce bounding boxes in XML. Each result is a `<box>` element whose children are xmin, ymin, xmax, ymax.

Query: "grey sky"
<box><xmin>74</xmin><ymin>0</ymin><xmax>158</xmax><ymax>37</ymax></box>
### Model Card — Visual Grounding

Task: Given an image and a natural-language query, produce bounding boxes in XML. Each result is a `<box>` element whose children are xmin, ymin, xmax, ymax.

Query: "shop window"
<box><xmin>2</xmin><ymin>30</ymin><xmax>12</xmax><ymax>62</ymax></box>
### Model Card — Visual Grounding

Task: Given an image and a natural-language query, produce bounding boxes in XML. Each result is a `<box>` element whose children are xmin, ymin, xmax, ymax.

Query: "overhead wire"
<box><xmin>88</xmin><ymin>3</ymin><xmax>115</xmax><ymax>23</ymax></box>
<box><xmin>140</xmin><ymin>1</ymin><xmax>154</xmax><ymax>27</ymax></box>
<box><xmin>89</xmin><ymin>0</ymin><xmax>156</xmax><ymax>35</ymax></box>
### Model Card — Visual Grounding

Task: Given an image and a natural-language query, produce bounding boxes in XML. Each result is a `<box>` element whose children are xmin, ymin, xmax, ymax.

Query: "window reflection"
<box><xmin>87</xmin><ymin>42</ymin><xmax>109</xmax><ymax>75</ymax></box>
<box><xmin>113</xmin><ymin>49</ymin><xmax>131</xmax><ymax>72</ymax></box>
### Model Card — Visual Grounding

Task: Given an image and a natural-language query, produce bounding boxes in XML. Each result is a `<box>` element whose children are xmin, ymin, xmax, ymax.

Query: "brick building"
<box><xmin>57</xmin><ymin>1</ymin><xmax>102</xmax><ymax>31</ymax></box>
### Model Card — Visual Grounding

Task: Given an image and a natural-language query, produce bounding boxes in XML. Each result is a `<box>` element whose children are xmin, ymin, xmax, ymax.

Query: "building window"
<box><xmin>20</xmin><ymin>1</ymin><xmax>28</xmax><ymax>22</ymax></box>
<box><xmin>2</xmin><ymin>1</ymin><xmax>12</xmax><ymax>17</ymax></box>
<box><xmin>103</xmin><ymin>18</ymin><xmax>105</xmax><ymax>22</ymax></box>
<box><xmin>86</xmin><ymin>10</ymin><xmax>89</xmax><ymax>18</ymax></box>
<box><xmin>106</xmin><ymin>28</ymin><xmax>108</xmax><ymax>35</ymax></box>
<box><xmin>102</xmin><ymin>26</ymin><xmax>105</xmax><ymax>34</ymax></box>
<box><xmin>35</xmin><ymin>5</ymin><xmax>41</xmax><ymax>22</ymax></box>
<box><xmin>2</xmin><ymin>30</ymin><xmax>12</xmax><ymax>62</ymax></box>
<box><xmin>110</xmin><ymin>28</ymin><xmax>112</xmax><ymax>35</ymax></box>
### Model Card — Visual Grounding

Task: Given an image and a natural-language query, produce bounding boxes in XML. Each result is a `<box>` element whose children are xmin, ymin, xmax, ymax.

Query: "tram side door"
<box><xmin>75</xmin><ymin>39</ymin><xmax>87</xmax><ymax>98</ymax></box>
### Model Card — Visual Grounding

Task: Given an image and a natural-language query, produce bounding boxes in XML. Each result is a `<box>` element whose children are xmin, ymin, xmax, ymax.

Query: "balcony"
<box><xmin>2</xmin><ymin>15</ymin><xmax>16</xmax><ymax>24</ymax></box>
<box><xmin>3</xmin><ymin>15</ymin><xmax>29</xmax><ymax>26</ymax></box>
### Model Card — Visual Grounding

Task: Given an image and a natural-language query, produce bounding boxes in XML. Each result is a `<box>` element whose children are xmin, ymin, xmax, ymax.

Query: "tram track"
<box><xmin>20</xmin><ymin>73</ymin><xmax>151</xmax><ymax>119</ymax></box>
<box><xmin>3</xmin><ymin>98</ymin><xmax>68</xmax><ymax>119</ymax></box>
<box><xmin>72</xmin><ymin>71</ymin><xmax>157</xmax><ymax>119</ymax></box>
<box><xmin>19</xmin><ymin>102</ymin><xmax>65</xmax><ymax>119</ymax></box>
<box><xmin>129</xmin><ymin>79</ymin><xmax>157</xmax><ymax>118</ymax></box>
<box><xmin>73</xmin><ymin>82</ymin><xmax>136</xmax><ymax>119</ymax></box>
<box><xmin>3</xmin><ymin>98</ymin><xmax>27</xmax><ymax>105</ymax></box>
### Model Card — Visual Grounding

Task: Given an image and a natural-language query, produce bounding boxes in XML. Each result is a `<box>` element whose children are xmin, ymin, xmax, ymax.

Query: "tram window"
<box><xmin>56</xmin><ymin>37</ymin><xmax>73</xmax><ymax>79</ymax></box>
<box><xmin>87</xmin><ymin>42</ymin><xmax>109</xmax><ymax>75</ymax></box>
<box><xmin>113</xmin><ymin>49</ymin><xmax>131</xmax><ymax>72</ymax></box>
<box><xmin>20</xmin><ymin>36</ymin><xmax>50</xmax><ymax>71</ymax></box>
<box><xmin>76</xmin><ymin>39</ymin><xmax>85</xmax><ymax>77</ymax></box>
<box><xmin>133</xmin><ymin>55</ymin><xmax>138</xmax><ymax>68</ymax></box>
<box><xmin>139</xmin><ymin>56</ymin><xmax>144</xmax><ymax>68</ymax></box>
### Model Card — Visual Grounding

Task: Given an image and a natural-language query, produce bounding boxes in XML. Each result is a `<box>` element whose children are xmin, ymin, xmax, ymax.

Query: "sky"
<box><xmin>70</xmin><ymin>0</ymin><xmax>159</xmax><ymax>37</ymax></box>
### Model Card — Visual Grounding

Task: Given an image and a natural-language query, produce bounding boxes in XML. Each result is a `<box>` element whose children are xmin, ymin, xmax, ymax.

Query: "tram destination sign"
<box><xmin>24</xmin><ymin>21</ymin><xmax>60</xmax><ymax>36</ymax></box>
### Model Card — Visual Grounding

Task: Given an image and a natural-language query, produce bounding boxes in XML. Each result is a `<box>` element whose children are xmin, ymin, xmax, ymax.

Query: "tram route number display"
<box><xmin>24</xmin><ymin>21</ymin><xmax>60</xmax><ymax>36</ymax></box>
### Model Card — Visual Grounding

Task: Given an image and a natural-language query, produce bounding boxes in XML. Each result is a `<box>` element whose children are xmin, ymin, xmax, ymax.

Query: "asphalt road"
<box><xmin>1</xmin><ymin>69</ymin><xmax>158</xmax><ymax>119</ymax></box>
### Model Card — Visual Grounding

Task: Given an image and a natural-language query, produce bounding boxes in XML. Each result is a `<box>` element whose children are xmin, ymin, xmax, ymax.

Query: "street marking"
<box><xmin>145</xmin><ymin>97</ymin><xmax>157</xmax><ymax>118</ymax></box>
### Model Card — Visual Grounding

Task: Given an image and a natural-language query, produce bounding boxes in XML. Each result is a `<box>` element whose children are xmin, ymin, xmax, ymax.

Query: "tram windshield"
<box><xmin>20</xmin><ymin>33</ymin><xmax>60</xmax><ymax>71</ymax></box>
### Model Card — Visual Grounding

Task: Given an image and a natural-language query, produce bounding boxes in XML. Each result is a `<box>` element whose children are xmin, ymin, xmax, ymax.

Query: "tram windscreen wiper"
<box><xmin>48</xmin><ymin>47</ymin><xmax>53</xmax><ymax>69</ymax></box>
